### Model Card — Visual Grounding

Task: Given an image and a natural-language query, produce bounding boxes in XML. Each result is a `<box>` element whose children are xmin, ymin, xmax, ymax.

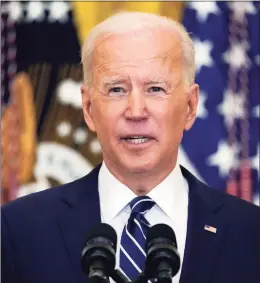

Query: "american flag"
<box><xmin>180</xmin><ymin>2</ymin><xmax>259</xmax><ymax>205</ymax></box>
<box><xmin>204</xmin><ymin>225</ymin><xmax>217</xmax><ymax>234</ymax></box>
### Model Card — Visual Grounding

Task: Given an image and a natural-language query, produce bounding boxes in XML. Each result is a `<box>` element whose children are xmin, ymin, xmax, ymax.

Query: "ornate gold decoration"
<box><xmin>1</xmin><ymin>72</ymin><xmax>36</xmax><ymax>197</ymax></box>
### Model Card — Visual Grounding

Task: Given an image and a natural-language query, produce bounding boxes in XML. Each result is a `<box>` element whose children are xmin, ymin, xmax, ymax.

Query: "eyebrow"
<box><xmin>102</xmin><ymin>78</ymin><xmax>128</xmax><ymax>88</ymax></box>
<box><xmin>144</xmin><ymin>79</ymin><xmax>172</xmax><ymax>88</ymax></box>
<box><xmin>101</xmin><ymin>78</ymin><xmax>172</xmax><ymax>88</ymax></box>
<box><xmin>144</xmin><ymin>79</ymin><xmax>171</xmax><ymax>84</ymax></box>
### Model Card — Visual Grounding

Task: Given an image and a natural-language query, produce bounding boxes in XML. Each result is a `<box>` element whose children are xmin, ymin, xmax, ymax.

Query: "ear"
<box><xmin>81</xmin><ymin>85</ymin><xmax>96</xmax><ymax>132</ymax></box>
<box><xmin>184</xmin><ymin>83</ymin><xmax>199</xmax><ymax>131</ymax></box>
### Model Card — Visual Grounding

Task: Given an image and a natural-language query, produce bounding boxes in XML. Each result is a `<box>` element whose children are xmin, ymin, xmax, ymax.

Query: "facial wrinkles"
<box><xmin>90</xmin><ymin>79</ymin><xmax>180</xmax><ymax>106</ymax></box>
<box><xmin>95</xmin><ymin>42</ymin><xmax>181</xmax><ymax>71</ymax></box>
<box><xmin>95</xmin><ymin>28</ymin><xmax>180</xmax><ymax>66</ymax></box>
<box><xmin>97</xmin><ymin>53</ymin><xmax>181</xmax><ymax>86</ymax></box>
<box><xmin>91</xmin><ymin>31</ymin><xmax>185</xmax><ymax>101</ymax></box>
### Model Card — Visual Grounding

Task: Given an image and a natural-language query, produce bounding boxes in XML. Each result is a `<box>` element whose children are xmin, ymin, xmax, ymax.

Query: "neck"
<box><xmin>103</xmin><ymin>158</ymin><xmax>178</xmax><ymax>196</ymax></box>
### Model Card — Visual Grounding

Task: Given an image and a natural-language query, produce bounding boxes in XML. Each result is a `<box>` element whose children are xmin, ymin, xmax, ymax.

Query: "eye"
<box><xmin>108</xmin><ymin>87</ymin><xmax>125</xmax><ymax>94</ymax></box>
<box><xmin>148</xmin><ymin>86</ymin><xmax>165</xmax><ymax>93</ymax></box>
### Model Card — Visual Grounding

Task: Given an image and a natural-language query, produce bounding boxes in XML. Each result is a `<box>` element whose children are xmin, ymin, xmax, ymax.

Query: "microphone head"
<box><xmin>85</xmin><ymin>223</ymin><xmax>117</xmax><ymax>248</ymax></box>
<box><xmin>145</xmin><ymin>224</ymin><xmax>180</xmax><ymax>280</ymax></box>
<box><xmin>81</xmin><ymin>223</ymin><xmax>117</xmax><ymax>277</ymax></box>
<box><xmin>146</xmin><ymin>223</ymin><xmax>177</xmax><ymax>251</ymax></box>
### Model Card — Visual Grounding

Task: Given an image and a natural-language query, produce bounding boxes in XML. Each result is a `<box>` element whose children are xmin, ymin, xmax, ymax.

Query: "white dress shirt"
<box><xmin>98</xmin><ymin>161</ymin><xmax>189</xmax><ymax>283</ymax></box>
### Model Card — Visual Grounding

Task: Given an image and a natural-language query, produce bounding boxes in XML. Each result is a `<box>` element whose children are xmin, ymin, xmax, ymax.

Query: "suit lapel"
<box><xmin>58</xmin><ymin>165</ymin><xmax>102</xmax><ymax>283</ymax></box>
<box><xmin>180</xmin><ymin>167</ymin><xmax>229</xmax><ymax>283</ymax></box>
<box><xmin>56</xmin><ymin>164</ymin><xmax>229</xmax><ymax>283</ymax></box>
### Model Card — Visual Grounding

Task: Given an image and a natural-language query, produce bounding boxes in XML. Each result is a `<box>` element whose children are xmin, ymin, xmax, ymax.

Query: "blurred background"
<box><xmin>1</xmin><ymin>1</ymin><xmax>259</xmax><ymax>205</ymax></box>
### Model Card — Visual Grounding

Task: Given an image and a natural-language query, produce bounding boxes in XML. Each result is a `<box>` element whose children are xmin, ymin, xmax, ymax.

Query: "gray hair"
<box><xmin>81</xmin><ymin>11</ymin><xmax>195</xmax><ymax>86</ymax></box>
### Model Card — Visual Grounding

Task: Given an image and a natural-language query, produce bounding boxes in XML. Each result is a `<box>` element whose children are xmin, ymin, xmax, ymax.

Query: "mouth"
<box><xmin>120</xmin><ymin>136</ymin><xmax>154</xmax><ymax>145</ymax></box>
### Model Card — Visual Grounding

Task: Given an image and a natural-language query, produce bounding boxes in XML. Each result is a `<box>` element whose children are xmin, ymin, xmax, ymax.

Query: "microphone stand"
<box><xmin>110</xmin><ymin>270</ymin><xmax>149</xmax><ymax>283</ymax></box>
<box><xmin>110</xmin><ymin>269</ymin><xmax>130</xmax><ymax>283</ymax></box>
<box><xmin>131</xmin><ymin>272</ymin><xmax>149</xmax><ymax>283</ymax></box>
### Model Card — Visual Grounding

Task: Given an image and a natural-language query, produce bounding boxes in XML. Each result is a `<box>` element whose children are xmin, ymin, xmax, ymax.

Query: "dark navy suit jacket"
<box><xmin>2</xmin><ymin>165</ymin><xmax>260</xmax><ymax>283</ymax></box>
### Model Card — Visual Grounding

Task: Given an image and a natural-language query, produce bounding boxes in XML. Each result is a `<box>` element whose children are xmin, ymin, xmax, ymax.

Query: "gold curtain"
<box><xmin>72</xmin><ymin>2</ymin><xmax>185</xmax><ymax>46</ymax></box>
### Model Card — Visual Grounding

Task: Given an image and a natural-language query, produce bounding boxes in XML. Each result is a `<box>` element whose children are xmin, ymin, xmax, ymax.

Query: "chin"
<box><xmin>120</xmin><ymin>156</ymin><xmax>157</xmax><ymax>175</ymax></box>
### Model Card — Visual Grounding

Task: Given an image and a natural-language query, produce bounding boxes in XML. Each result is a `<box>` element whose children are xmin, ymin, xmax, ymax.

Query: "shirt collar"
<box><xmin>98</xmin><ymin>162</ymin><xmax>136</xmax><ymax>223</ymax></box>
<box><xmin>98</xmin><ymin>161</ymin><xmax>188</xmax><ymax>223</ymax></box>
<box><xmin>147</xmin><ymin>161</ymin><xmax>188</xmax><ymax>222</ymax></box>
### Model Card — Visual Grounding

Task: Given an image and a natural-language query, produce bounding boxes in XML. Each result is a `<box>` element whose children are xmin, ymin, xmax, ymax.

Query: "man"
<box><xmin>2</xmin><ymin>11</ymin><xmax>260</xmax><ymax>283</ymax></box>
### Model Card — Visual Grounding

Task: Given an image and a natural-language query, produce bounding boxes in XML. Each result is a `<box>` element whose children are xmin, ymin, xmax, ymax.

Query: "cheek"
<box><xmin>154</xmin><ymin>100</ymin><xmax>187</xmax><ymax>133</ymax></box>
<box><xmin>169</xmin><ymin>94</ymin><xmax>188</xmax><ymax>119</ymax></box>
<box><xmin>92</xmin><ymin>101</ymin><xmax>121</xmax><ymax>134</ymax></box>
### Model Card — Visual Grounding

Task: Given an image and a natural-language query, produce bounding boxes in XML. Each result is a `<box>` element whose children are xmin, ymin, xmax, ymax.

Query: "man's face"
<box><xmin>82</xmin><ymin>29</ymin><xmax>198</xmax><ymax>176</ymax></box>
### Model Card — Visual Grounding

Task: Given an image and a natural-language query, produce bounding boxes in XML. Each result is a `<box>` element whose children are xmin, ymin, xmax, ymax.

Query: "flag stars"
<box><xmin>197</xmin><ymin>91</ymin><xmax>208</xmax><ymax>119</ymax></box>
<box><xmin>0</xmin><ymin>1</ymin><xmax>71</xmax><ymax>23</ymax></box>
<box><xmin>2</xmin><ymin>2</ymin><xmax>23</xmax><ymax>22</ymax></box>
<box><xmin>207</xmin><ymin>140</ymin><xmax>240</xmax><ymax>177</ymax></box>
<box><xmin>194</xmin><ymin>39</ymin><xmax>213</xmax><ymax>73</ymax></box>
<box><xmin>228</xmin><ymin>2</ymin><xmax>257</xmax><ymax>21</ymax></box>
<box><xmin>26</xmin><ymin>1</ymin><xmax>45</xmax><ymax>22</ymax></box>
<box><xmin>218</xmin><ymin>89</ymin><xmax>246</xmax><ymax>128</ymax></box>
<box><xmin>47</xmin><ymin>2</ymin><xmax>71</xmax><ymax>23</ymax></box>
<box><xmin>223</xmin><ymin>42</ymin><xmax>250</xmax><ymax>70</ymax></box>
<box><xmin>189</xmin><ymin>2</ymin><xmax>220</xmax><ymax>22</ymax></box>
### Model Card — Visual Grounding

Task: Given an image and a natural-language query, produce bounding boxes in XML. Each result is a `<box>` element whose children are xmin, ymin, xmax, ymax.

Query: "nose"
<box><xmin>125</xmin><ymin>90</ymin><xmax>148</xmax><ymax>121</ymax></box>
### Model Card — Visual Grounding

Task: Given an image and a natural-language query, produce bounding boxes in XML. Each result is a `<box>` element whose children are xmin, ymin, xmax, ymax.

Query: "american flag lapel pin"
<box><xmin>204</xmin><ymin>225</ymin><xmax>217</xmax><ymax>234</ymax></box>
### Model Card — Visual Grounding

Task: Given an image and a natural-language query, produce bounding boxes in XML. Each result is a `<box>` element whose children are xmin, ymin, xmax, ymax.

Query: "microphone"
<box><xmin>81</xmin><ymin>223</ymin><xmax>117</xmax><ymax>283</ymax></box>
<box><xmin>145</xmin><ymin>224</ymin><xmax>180</xmax><ymax>283</ymax></box>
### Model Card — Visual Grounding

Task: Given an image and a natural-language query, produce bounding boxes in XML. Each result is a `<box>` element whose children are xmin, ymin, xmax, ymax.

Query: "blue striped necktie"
<box><xmin>119</xmin><ymin>196</ymin><xmax>155</xmax><ymax>281</ymax></box>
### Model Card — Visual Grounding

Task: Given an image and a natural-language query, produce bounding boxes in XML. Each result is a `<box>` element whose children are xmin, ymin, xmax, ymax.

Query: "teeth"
<box><xmin>126</xmin><ymin>137</ymin><xmax>150</xmax><ymax>144</ymax></box>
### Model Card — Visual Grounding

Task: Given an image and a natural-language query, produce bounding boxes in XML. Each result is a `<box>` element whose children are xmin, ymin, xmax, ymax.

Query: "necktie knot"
<box><xmin>130</xmin><ymin>196</ymin><xmax>155</xmax><ymax>215</ymax></box>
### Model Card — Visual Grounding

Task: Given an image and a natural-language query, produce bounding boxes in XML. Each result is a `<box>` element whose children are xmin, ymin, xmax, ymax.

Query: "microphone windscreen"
<box><xmin>85</xmin><ymin>223</ymin><xmax>117</xmax><ymax>247</ymax></box>
<box><xmin>146</xmin><ymin>224</ymin><xmax>177</xmax><ymax>250</ymax></box>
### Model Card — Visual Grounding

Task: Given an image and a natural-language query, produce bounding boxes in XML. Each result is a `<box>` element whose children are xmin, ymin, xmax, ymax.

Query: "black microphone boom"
<box><xmin>145</xmin><ymin>224</ymin><xmax>180</xmax><ymax>283</ymax></box>
<box><xmin>81</xmin><ymin>223</ymin><xmax>117</xmax><ymax>283</ymax></box>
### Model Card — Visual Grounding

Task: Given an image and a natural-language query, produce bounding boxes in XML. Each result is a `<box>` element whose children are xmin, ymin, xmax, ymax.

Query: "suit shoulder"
<box><xmin>225</xmin><ymin>192</ymin><xmax>260</xmax><ymax>221</ymax></box>
<box><xmin>182</xmin><ymin>165</ymin><xmax>259</xmax><ymax>216</ymax></box>
<box><xmin>203</xmin><ymin>182</ymin><xmax>260</xmax><ymax>222</ymax></box>
<box><xmin>213</xmin><ymin>185</ymin><xmax>259</xmax><ymax>212</ymax></box>
<box><xmin>2</xmin><ymin>174</ymin><xmax>89</xmax><ymax>216</ymax></box>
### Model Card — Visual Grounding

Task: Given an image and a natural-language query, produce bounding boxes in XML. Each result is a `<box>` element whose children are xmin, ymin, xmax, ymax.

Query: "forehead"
<box><xmin>92</xmin><ymin>29</ymin><xmax>183</xmax><ymax>81</ymax></box>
